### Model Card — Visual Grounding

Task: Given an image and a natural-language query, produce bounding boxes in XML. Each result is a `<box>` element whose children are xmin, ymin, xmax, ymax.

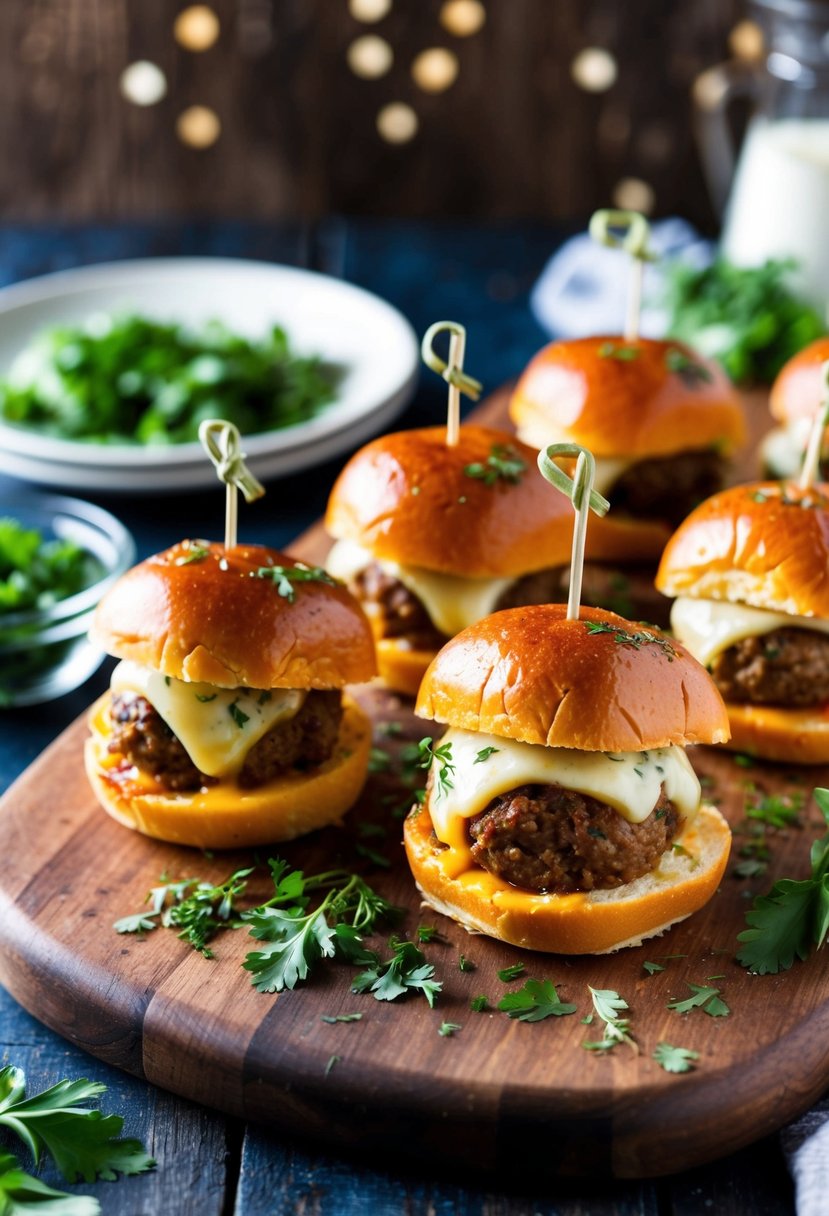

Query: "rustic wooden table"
<box><xmin>0</xmin><ymin>220</ymin><xmax>800</xmax><ymax>1213</ymax></box>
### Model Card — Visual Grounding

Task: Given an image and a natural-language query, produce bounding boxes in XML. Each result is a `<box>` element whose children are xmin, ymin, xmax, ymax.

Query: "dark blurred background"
<box><xmin>0</xmin><ymin>0</ymin><xmax>754</xmax><ymax>227</ymax></box>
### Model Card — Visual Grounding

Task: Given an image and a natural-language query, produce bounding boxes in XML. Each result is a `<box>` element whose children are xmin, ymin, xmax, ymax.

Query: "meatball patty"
<box><xmin>611</xmin><ymin>449</ymin><xmax>724</xmax><ymax>528</ymax></box>
<box><xmin>710</xmin><ymin>627</ymin><xmax>829</xmax><ymax>707</ymax></box>
<box><xmin>468</xmin><ymin>782</ymin><xmax>682</xmax><ymax>893</ymax></box>
<box><xmin>109</xmin><ymin>690</ymin><xmax>342</xmax><ymax>791</ymax></box>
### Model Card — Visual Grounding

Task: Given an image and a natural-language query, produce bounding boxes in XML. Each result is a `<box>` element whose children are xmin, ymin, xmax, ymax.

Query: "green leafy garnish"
<box><xmin>416</xmin><ymin>924</ymin><xmax>441</xmax><ymax>944</ymax></box>
<box><xmin>0</xmin><ymin>315</ymin><xmax>340</xmax><ymax>443</ymax></box>
<box><xmin>438</xmin><ymin>1022</ymin><xmax>461</xmax><ymax>1037</ymax></box>
<box><xmin>474</xmin><ymin>746</ymin><xmax>500</xmax><ymax>764</ymax></box>
<box><xmin>0</xmin><ymin>1066</ymin><xmax>154</xmax><ymax>1185</ymax></box>
<box><xmin>352</xmin><ymin>939</ymin><xmax>442</xmax><ymax>1007</ymax></box>
<box><xmin>746</xmin><ymin>791</ymin><xmax>803</xmax><ymax>830</ymax></box>
<box><xmin>664</xmin><ymin>347</ymin><xmax>713</xmax><ymax>387</ymax></box>
<box><xmin>667</xmin><ymin>983</ymin><xmax>730</xmax><ymax>1018</ymax></box>
<box><xmin>663</xmin><ymin>257</ymin><xmax>825</xmax><ymax>384</ymax></box>
<box><xmin>0</xmin><ymin>1149</ymin><xmax>100</xmax><ymax>1215</ymax></box>
<box><xmin>228</xmin><ymin>700</ymin><xmax>250</xmax><ymax>730</ymax></box>
<box><xmin>497</xmin><ymin>963</ymin><xmax>525</xmax><ymax>982</ymax></box>
<box><xmin>0</xmin><ymin>518</ymin><xmax>101</xmax><ymax>616</ymax></box>
<box><xmin>497</xmin><ymin>978</ymin><xmax>577</xmax><ymax>1022</ymax></box>
<box><xmin>582</xmin><ymin>987</ymin><xmax>637</xmax><ymax>1053</ymax></box>
<box><xmin>325</xmin><ymin>1055</ymin><xmax>341</xmax><ymax>1076</ymax></box>
<box><xmin>470</xmin><ymin>995</ymin><xmax>489</xmax><ymax>1012</ymax></box>
<box><xmin>368</xmin><ymin>747</ymin><xmax>392</xmax><ymax>774</ymax></box>
<box><xmin>736</xmin><ymin>787</ymin><xmax>829</xmax><ymax>974</ymax></box>
<box><xmin>320</xmin><ymin>1013</ymin><xmax>363</xmax><ymax>1024</ymax></box>
<box><xmin>643</xmin><ymin>961</ymin><xmax>666</xmax><ymax>975</ymax></box>
<box><xmin>244</xmin><ymin>864</ymin><xmax>400</xmax><ymax>993</ymax></box>
<box><xmin>254</xmin><ymin>563</ymin><xmax>337</xmax><ymax>603</ymax></box>
<box><xmin>584</xmin><ymin>620</ymin><xmax>676</xmax><ymax>660</ymax></box>
<box><xmin>114</xmin><ymin>866</ymin><xmax>254</xmax><ymax>956</ymax></box>
<box><xmin>415</xmin><ymin>737</ymin><xmax>455</xmax><ymax>799</ymax></box>
<box><xmin>652</xmin><ymin>1042</ymin><xmax>700</xmax><ymax>1074</ymax></box>
<box><xmin>195</xmin><ymin>692</ymin><xmax>218</xmax><ymax>703</ymax></box>
<box><xmin>458</xmin><ymin>954</ymin><xmax>475</xmax><ymax>973</ymax></box>
<box><xmin>463</xmin><ymin>443</ymin><xmax>527</xmax><ymax>487</ymax></box>
<box><xmin>598</xmin><ymin>342</ymin><xmax>639</xmax><ymax>361</ymax></box>
<box><xmin>174</xmin><ymin>543</ymin><xmax>210</xmax><ymax>565</ymax></box>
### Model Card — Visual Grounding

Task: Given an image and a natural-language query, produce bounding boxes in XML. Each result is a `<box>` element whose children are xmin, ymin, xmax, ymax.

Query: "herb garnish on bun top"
<box><xmin>85</xmin><ymin>540</ymin><xmax>376</xmax><ymax>848</ymax></box>
<box><xmin>404</xmin><ymin>604</ymin><xmax>732</xmax><ymax>954</ymax></box>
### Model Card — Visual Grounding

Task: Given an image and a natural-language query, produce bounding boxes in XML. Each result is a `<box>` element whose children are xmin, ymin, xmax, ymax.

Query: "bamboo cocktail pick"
<box><xmin>589</xmin><ymin>209</ymin><xmax>656</xmax><ymax>343</ymax></box>
<box><xmin>798</xmin><ymin>362</ymin><xmax>829</xmax><ymax>490</ymax></box>
<box><xmin>421</xmin><ymin>320</ymin><xmax>483</xmax><ymax>447</ymax></box>
<box><xmin>198</xmin><ymin>418</ymin><xmax>265</xmax><ymax>549</ymax></box>
<box><xmin>537</xmin><ymin>443</ymin><xmax>610</xmax><ymax>620</ymax></box>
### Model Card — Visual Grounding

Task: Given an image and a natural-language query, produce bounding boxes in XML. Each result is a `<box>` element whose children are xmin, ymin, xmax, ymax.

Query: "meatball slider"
<box><xmin>509</xmin><ymin>335</ymin><xmax>745</xmax><ymax>545</ymax></box>
<box><xmin>657</xmin><ymin>479</ymin><xmax>829</xmax><ymax>764</ymax></box>
<box><xmin>404</xmin><ymin>604</ymin><xmax>731</xmax><ymax>954</ymax></box>
<box><xmin>763</xmin><ymin>339</ymin><xmax>829</xmax><ymax>479</ymax></box>
<box><xmin>510</xmin><ymin>211</ymin><xmax>744</xmax><ymax>555</ymax></box>
<box><xmin>325</xmin><ymin>424</ymin><xmax>666</xmax><ymax>696</ymax></box>
<box><xmin>85</xmin><ymin>540</ymin><xmax>377</xmax><ymax>848</ymax></box>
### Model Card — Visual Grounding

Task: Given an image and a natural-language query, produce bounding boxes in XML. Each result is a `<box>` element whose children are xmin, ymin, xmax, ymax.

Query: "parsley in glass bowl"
<box><xmin>0</xmin><ymin>494</ymin><xmax>135</xmax><ymax>706</ymax></box>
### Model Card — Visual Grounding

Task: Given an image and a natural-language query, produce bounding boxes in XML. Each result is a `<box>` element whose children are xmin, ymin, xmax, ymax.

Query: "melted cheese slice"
<box><xmin>428</xmin><ymin>728</ymin><xmax>700</xmax><ymax>850</ymax></box>
<box><xmin>671</xmin><ymin>597</ymin><xmax>829</xmax><ymax>669</ymax></box>
<box><xmin>326</xmin><ymin>539</ymin><xmax>516</xmax><ymax>637</ymax></box>
<box><xmin>111</xmin><ymin>660</ymin><xmax>306</xmax><ymax>778</ymax></box>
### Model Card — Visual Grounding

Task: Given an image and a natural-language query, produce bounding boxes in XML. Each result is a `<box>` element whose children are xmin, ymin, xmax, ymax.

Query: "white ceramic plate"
<box><xmin>0</xmin><ymin>258</ymin><xmax>419</xmax><ymax>492</ymax></box>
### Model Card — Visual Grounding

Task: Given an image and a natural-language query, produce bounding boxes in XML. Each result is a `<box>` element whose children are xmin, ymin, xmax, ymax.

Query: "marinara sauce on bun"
<box><xmin>85</xmin><ymin>540</ymin><xmax>376</xmax><ymax>848</ymax></box>
<box><xmin>324</xmin><ymin>424</ymin><xmax>668</xmax><ymax>695</ymax></box>
<box><xmin>509</xmin><ymin>336</ymin><xmax>745</xmax><ymax>552</ymax></box>
<box><xmin>403</xmin><ymin>604</ymin><xmax>731</xmax><ymax>954</ymax></box>
<box><xmin>657</xmin><ymin>480</ymin><xmax>829</xmax><ymax>764</ymax></box>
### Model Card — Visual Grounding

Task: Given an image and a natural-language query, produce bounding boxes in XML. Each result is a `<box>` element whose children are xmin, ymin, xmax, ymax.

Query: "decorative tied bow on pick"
<box><xmin>198</xmin><ymin>418</ymin><xmax>265</xmax><ymax>550</ymax></box>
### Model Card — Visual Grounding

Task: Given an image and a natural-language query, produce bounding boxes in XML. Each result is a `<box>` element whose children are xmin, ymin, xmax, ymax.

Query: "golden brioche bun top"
<box><xmin>509</xmin><ymin>336</ymin><xmax>745</xmax><ymax>458</ymax></box>
<box><xmin>656</xmin><ymin>481</ymin><xmax>829</xmax><ymax>617</ymax></box>
<box><xmin>325</xmin><ymin>424</ymin><xmax>674</xmax><ymax>575</ymax></box>
<box><xmin>415</xmin><ymin>603</ymin><xmax>729</xmax><ymax>751</ymax></box>
<box><xmin>90</xmin><ymin>540</ymin><xmax>377</xmax><ymax>689</ymax></box>
<box><xmin>770</xmin><ymin>336</ymin><xmax>829</xmax><ymax>424</ymax></box>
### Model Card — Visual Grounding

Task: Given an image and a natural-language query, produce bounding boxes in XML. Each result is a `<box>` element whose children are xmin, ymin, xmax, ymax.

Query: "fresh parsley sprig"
<box><xmin>0</xmin><ymin>1066</ymin><xmax>154</xmax><ymax>1186</ymax></box>
<box><xmin>254</xmin><ymin>563</ymin><xmax>337</xmax><ymax>602</ymax></box>
<box><xmin>667</xmin><ymin>982</ymin><xmax>730</xmax><ymax>1018</ymax></box>
<box><xmin>582</xmin><ymin>987</ymin><xmax>637</xmax><ymax>1053</ymax></box>
<box><xmin>737</xmin><ymin>787</ymin><xmax>829</xmax><ymax>974</ymax></box>
<box><xmin>415</xmin><ymin>736</ymin><xmax>455</xmax><ymax>799</ymax></box>
<box><xmin>497</xmin><ymin>978</ymin><xmax>577</xmax><ymax>1022</ymax></box>
<box><xmin>652</xmin><ymin>1042</ymin><xmax>700</xmax><ymax>1074</ymax></box>
<box><xmin>115</xmin><ymin>866</ymin><xmax>255</xmax><ymax>957</ymax></box>
<box><xmin>352</xmin><ymin>939</ymin><xmax>442</xmax><ymax>1007</ymax></box>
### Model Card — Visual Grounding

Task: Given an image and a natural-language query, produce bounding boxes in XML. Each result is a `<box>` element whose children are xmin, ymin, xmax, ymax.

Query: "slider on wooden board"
<box><xmin>508</xmin><ymin>211</ymin><xmax>746</xmax><ymax>623</ymax></box>
<box><xmin>84</xmin><ymin>421</ymin><xmax>377</xmax><ymax>849</ymax></box>
<box><xmin>657</xmin><ymin>375</ymin><xmax>829</xmax><ymax>764</ymax></box>
<box><xmin>763</xmin><ymin>335</ymin><xmax>829</xmax><ymax>479</ymax></box>
<box><xmin>403</xmin><ymin>443</ymin><xmax>732</xmax><ymax>954</ymax></box>
<box><xmin>325</xmin><ymin>319</ymin><xmax>674</xmax><ymax>697</ymax></box>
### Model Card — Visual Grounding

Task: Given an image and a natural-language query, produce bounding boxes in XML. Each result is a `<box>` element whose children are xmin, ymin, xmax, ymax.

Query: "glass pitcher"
<box><xmin>695</xmin><ymin>0</ymin><xmax>829</xmax><ymax>308</ymax></box>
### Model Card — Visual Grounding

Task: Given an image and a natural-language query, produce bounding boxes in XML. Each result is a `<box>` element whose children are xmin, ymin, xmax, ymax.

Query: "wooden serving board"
<box><xmin>1</xmin><ymin>386</ymin><xmax>827</xmax><ymax>1180</ymax></box>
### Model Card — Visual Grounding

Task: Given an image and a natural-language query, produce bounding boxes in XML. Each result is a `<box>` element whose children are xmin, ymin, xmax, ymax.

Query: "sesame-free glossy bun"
<box><xmin>656</xmin><ymin>482</ymin><xmax>829</xmax><ymax>617</ymax></box>
<box><xmin>325</xmin><ymin>424</ymin><xmax>671</xmax><ymax>577</ymax></box>
<box><xmin>509</xmin><ymin>336</ymin><xmax>745</xmax><ymax>459</ymax></box>
<box><xmin>718</xmin><ymin>701</ymin><xmax>829</xmax><ymax>765</ymax></box>
<box><xmin>404</xmin><ymin>796</ymin><xmax>731</xmax><ymax>955</ymax></box>
<box><xmin>415</xmin><ymin>604</ymin><xmax>730</xmax><ymax>751</ymax></box>
<box><xmin>770</xmin><ymin>336</ymin><xmax>829</xmax><ymax>424</ymax></box>
<box><xmin>85</xmin><ymin>693</ymin><xmax>372</xmax><ymax>848</ymax></box>
<box><xmin>90</xmin><ymin>541</ymin><xmax>377</xmax><ymax>689</ymax></box>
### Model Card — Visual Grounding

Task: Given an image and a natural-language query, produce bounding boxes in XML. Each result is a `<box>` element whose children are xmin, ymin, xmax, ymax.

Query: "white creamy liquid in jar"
<box><xmin>720</xmin><ymin>118</ymin><xmax>829</xmax><ymax>310</ymax></box>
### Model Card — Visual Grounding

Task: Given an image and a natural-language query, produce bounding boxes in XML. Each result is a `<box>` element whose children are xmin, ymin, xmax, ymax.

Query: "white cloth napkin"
<box><xmin>530</xmin><ymin>217</ymin><xmax>713</xmax><ymax>339</ymax></box>
<box><xmin>781</xmin><ymin>1099</ymin><xmax>829</xmax><ymax>1215</ymax></box>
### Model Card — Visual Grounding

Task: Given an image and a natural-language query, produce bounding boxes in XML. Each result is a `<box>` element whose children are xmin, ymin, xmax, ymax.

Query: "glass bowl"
<box><xmin>0</xmin><ymin>493</ymin><xmax>135</xmax><ymax>706</ymax></box>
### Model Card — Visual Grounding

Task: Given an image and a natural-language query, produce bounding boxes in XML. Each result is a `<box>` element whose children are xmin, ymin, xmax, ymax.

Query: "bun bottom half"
<box><xmin>723</xmin><ymin>701</ymin><xmax>829</xmax><ymax>765</ymax></box>
<box><xmin>376</xmin><ymin>639</ymin><xmax>437</xmax><ymax>698</ymax></box>
<box><xmin>404</xmin><ymin>800</ymin><xmax>731</xmax><ymax>955</ymax></box>
<box><xmin>85</xmin><ymin>693</ymin><xmax>372</xmax><ymax>849</ymax></box>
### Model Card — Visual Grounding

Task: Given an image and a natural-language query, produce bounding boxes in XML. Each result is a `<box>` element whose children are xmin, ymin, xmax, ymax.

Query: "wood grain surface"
<box><xmin>0</xmin><ymin>386</ymin><xmax>826</xmax><ymax>1182</ymax></box>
